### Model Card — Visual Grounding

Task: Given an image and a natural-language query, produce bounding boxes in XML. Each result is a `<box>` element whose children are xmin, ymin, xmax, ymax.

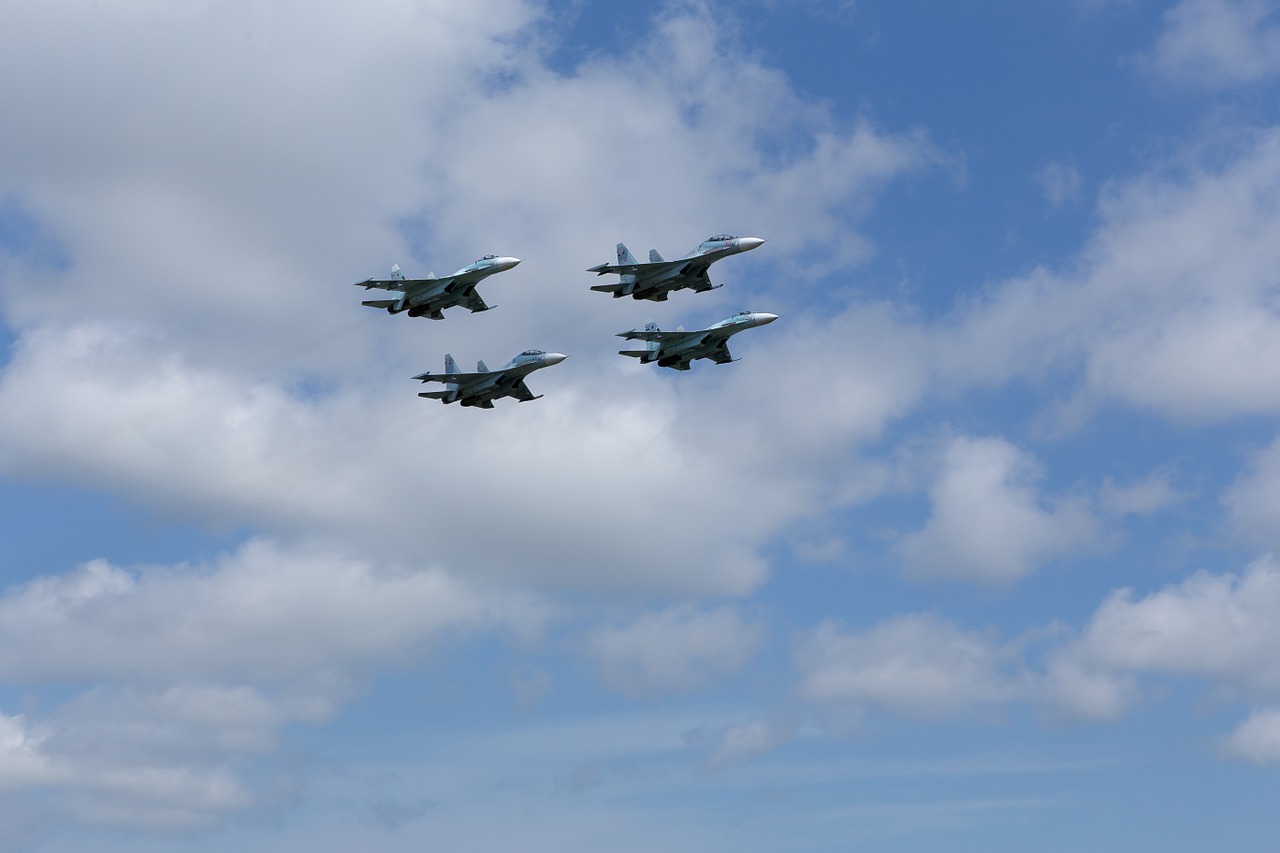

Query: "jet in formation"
<box><xmin>588</xmin><ymin>235</ymin><xmax>765</xmax><ymax>301</ymax></box>
<box><xmin>356</xmin><ymin>255</ymin><xmax>520</xmax><ymax>319</ymax></box>
<box><xmin>617</xmin><ymin>310</ymin><xmax>778</xmax><ymax>370</ymax></box>
<box><xmin>414</xmin><ymin>350</ymin><xmax>567</xmax><ymax>408</ymax></box>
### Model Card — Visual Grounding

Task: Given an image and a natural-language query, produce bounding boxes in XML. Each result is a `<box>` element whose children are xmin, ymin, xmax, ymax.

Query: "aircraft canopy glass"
<box><xmin>519</xmin><ymin>349</ymin><xmax>545</xmax><ymax>356</ymax></box>
<box><xmin>707</xmin><ymin>234</ymin><xmax>736</xmax><ymax>242</ymax></box>
<box><xmin>479</xmin><ymin>254</ymin><xmax>498</xmax><ymax>260</ymax></box>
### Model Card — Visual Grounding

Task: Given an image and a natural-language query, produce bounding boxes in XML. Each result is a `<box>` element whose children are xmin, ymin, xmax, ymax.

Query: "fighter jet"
<box><xmin>414</xmin><ymin>350</ymin><xmax>567</xmax><ymax>408</ymax></box>
<box><xmin>617</xmin><ymin>311</ymin><xmax>778</xmax><ymax>370</ymax></box>
<box><xmin>587</xmin><ymin>235</ymin><xmax>765</xmax><ymax>301</ymax></box>
<box><xmin>356</xmin><ymin>255</ymin><xmax>520</xmax><ymax>319</ymax></box>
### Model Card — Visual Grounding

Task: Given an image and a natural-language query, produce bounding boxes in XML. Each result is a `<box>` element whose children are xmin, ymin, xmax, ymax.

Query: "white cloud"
<box><xmin>0</xmin><ymin>0</ymin><xmax>944</xmax><ymax>378</ymax></box>
<box><xmin>0</xmin><ymin>709</ymin><xmax>251</xmax><ymax>829</ymax></box>
<box><xmin>1042</xmin><ymin>556</ymin><xmax>1280</xmax><ymax>720</ymax></box>
<box><xmin>897</xmin><ymin>435</ymin><xmax>1097</xmax><ymax>584</ymax></box>
<box><xmin>0</xmin><ymin>538</ymin><xmax>506</xmax><ymax>686</ymax></box>
<box><xmin>938</xmin><ymin>127</ymin><xmax>1280</xmax><ymax>423</ymax></box>
<box><xmin>0</xmin><ymin>323</ymin><xmax>803</xmax><ymax>596</ymax></box>
<box><xmin>1222</xmin><ymin>707</ymin><xmax>1280</xmax><ymax>763</ymax></box>
<box><xmin>0</xmin><ymin>537</ymin><xmax>538</xmax><ymax>828</ymax></box>
<box><xmin>0</xmin><ymin>0</ymin><xmax>541</xmax><ymax>360</ymax></box>
<box><xmin>1223</xmin><ymin>434</ymin><xmax>1280</xmax><ymax>547</ymax></box>
<box><xmin>1141</xmin><ymin>0</ymin><xmax>1280</xmax><ymax>88</ymax></box>
<box><xmin>794</xmin><ymin>614</ymin><xmax>1024</xmax><ymax>719</ymax></box>
<box><xmin>586</xmin><ymin>604</ymin><xmax>766</xmax><ymax>697</ymax></box>
<box><xmin>1038</xmin><ymin>651</ymin><xmax>1140</xmax><ymax>722</ymax></box>
<box><xmin>0</xmin><ymin>0</ymin><xmax>946</xmax><ymax>602</ymax></box>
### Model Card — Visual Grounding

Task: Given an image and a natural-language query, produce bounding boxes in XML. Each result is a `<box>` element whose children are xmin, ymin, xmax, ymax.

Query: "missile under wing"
<box><xmin>413</xmin><ymin>350</ymin><xmax>567</xmax><ymax>408</ymax></box>
<box><xmin>357</xmin><ymin>255</ymin><xmax>520</xmax><ymax>320</ymax></box>
<box><xmin>617</xmin><ymin>311</ymin><xmax>778</xmax><ymax>370</ymax></box>
<box><xmin>587</xmin><ymin>235</ymin><xmax>764</xmax><ymax>302</ymax></box>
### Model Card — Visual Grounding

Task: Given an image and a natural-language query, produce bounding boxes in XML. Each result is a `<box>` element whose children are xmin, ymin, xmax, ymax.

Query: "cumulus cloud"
<box><xmin>897</xmin><ymin>435</ymin><xmax>1097</xmax><ymax>584</ymax></box>
<box><xmin>0</xmin><ymin>0</ymin><xmax>947</xmax><ymax>601</ymax></box>
<box><xmin>0</xmin><ymin>322</ymin><xmax>809</xmax><ymax>596</ymax></box>
<box><xmin>794</xmin><ymin>614</ymin><xmax>1025</xmax><ymax>719</ymax></box>
<box><xmin>1141</xmin><ymin>0</ymin><xmax>1280</xmax><ymax>88</ymax></box>
<box><xmin>1221</xmin><ymin>707</ymin><xmax>1280</xmax><ymax>763</ymax></box>
<box><xmin>0</xmin><ymin>539</ymin><xmax>508</xmax><ymax>685</ymax></box>
<box><xmin>586</xmin><ymin>604</ymin><xmax>766</xmax><ymax>697</ymax></box>
<box><xmin>938</xmin><ymin>127</ymin><xmax>1280</xmax><ymax>423</ymax></box>
<box><xmin>1042</xmin><ymin>556</ymin><xmax>1280</xmax><ymax>720</ymax></box>
<box><xmin>1222</xmin><ymin>434</ymin><xmax>1280</xmax><ymax>548</ymax></box>
<box><xmin>0</xmin><ymin>538</ymin><xmax>533</xmax><ymax>828</ymax></box>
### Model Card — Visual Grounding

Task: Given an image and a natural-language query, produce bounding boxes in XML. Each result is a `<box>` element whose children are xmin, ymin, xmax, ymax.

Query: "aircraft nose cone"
<box><xmin>543</xmin><ymin>352</ymin><xmax>568</xmax><ymax>366</ymax></box>
<box><xmin>498</xmin><ymin>256</ymin><xmax>522</xmax><ymax>270</ymax></box>
<box><xmin>754</xmin><ymin>312</ymin><xmax>779</xmax><ymax>326</ymax></box>
<box><xmin>736</xmin><ymin>237</ymin><xmax>765</xmax><ymax>252</ymax></box>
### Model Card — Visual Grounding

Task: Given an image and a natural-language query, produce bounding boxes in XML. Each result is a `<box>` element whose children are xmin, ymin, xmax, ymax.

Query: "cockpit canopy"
<box><xmin>707</xmin><ymin>234</ymin><xmax>736</xmax><ymax>242</ymax></box>
<box><xmin>519</xmin><ymin>349</ymin><xmax>545</xmax><ymax>357</ymax></box>
<box><xmin>479</xmin><ymin>254</ymin><xmax>498</xmax><ymax>261</ymax></box>
<box><xmin>733</xmin><ymin>310</ymin><xmax>752</xmax><ymax>317</ymax></box>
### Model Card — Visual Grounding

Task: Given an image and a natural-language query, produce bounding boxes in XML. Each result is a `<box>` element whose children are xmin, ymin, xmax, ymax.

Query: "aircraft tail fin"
<box><xmin>477</xmin><ymin>360</ymin><xmax>489</xmax><ymax>373</ymax></box>
<box><xmin>390</xmin><ymin>264</ymin><xmax>404</xmax><ymax>280</ymax></box>
<box><xmin>644</xmin><ymin>321</ymin><xmax>661</xmax><ymax>353</ymax></box>
<box><xmin>444</xmin><ymin>354</ymin><xmax>460</xmax><ymax>375</ymax></box>
<box><xmin>648</xmin><ymin>249</ymin><xmax>665</xmax><ymax>263</ymax></box>
<box><xmin>617</xmin><ymin>243</ymin><xmax>639</xmax><ymax>266</ymax></box>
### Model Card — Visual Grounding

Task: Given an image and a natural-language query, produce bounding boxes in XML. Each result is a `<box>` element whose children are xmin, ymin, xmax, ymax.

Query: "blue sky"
<box><xmin>2</xmin><ymin>0</ymin><xmax>1280</xmax><ymax>849</ymax></box>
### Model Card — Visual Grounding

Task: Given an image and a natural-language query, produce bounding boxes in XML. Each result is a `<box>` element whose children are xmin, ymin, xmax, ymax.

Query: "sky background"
<box><xmin>2</xmin><ymin>0</ymin><xmax>1280</xmax><ymax>849</ymax></box>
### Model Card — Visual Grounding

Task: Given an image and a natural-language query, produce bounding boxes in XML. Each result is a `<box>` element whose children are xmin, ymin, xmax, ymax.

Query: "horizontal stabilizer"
<box><xmin>618</xmin><ymin>350</ymin><xmax>651</xmax><ymax>360</ymax></box>
<box><xmin>591</xmin><ymin>283</ymin><xmax>624</xmax><ymax>293</ymax></box>
<box><xmin>362</xmin><ymin>299</ymin><xmax>399</xmax><ymax>310</ymax></box>
<box><xmin>418</xmin><ymin>390</ymin><xmax>450</xmax><ymax>399</ymax></box>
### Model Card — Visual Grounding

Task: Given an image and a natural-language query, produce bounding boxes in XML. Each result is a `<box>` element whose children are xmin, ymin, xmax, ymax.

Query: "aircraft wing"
<box><xmin>357</xmin><ymin>275</ymin><xmax>448</xmax><ymax>291</ymax></box>
<box><xmin>506</xmin><ymin>378</ymin><xmax>540</xmax><ymax>402</ymax></box>
<box><xmin>617</xmin><ymin>328</ymin><xmax>703</xmax><ymax>346</ymax></box>
<box><xmin>461</xmin><ymin>290</ymin><xmax>492</xmax><ymax>313</ymax></box>
<box><xmin>587</xmin><ymin>259</ymin><xmax>685</xmax><ymax>277</ymax></box>
<box><xmin>412</xmin><ymin>369</ymin><xmax>489</xmax><ymax>385</ymax></box>
<box><xmin>708</xmin><ymin>342</ymin><xmax>736</xmax><ymax>364</ymax></box>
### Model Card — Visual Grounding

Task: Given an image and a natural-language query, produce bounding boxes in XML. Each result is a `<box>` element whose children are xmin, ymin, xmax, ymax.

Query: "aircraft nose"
<box><xmin>754</xmin><ymin>312</ymin><xmax>779</xmax><ymax>326</ymax></box>
<box><xmin>543</xmin><ymin>352</ymin><xmax>568</xmax><ymax>366</ymax></box>
<box><xmin>497</xmin><ymin>256</ymin><xmax>522</xmax><ymax>270</ymax></box>
<box><xmin>736</xmin><ymin>237</ymin><xmax>765</xmax><ymax>252</ymax></box>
